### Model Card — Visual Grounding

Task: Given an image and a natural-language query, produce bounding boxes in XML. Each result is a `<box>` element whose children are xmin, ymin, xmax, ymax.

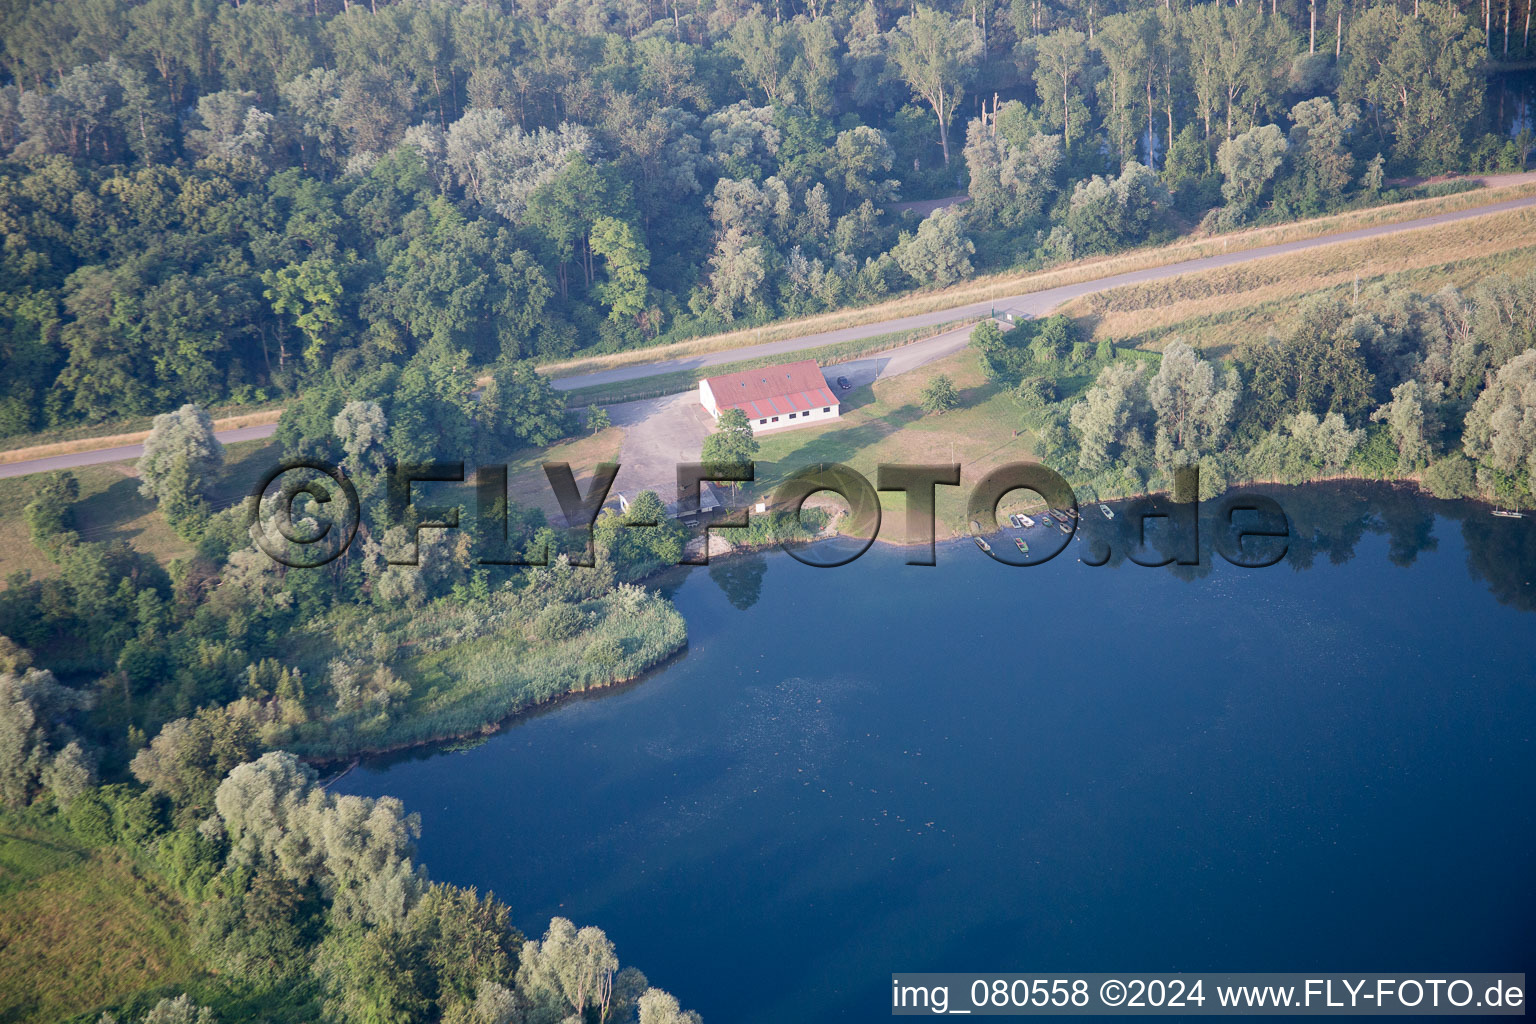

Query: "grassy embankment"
<box><xmin>537</xmin><ymin>177</ymin><xmax>1536</xmax><ymax>384</ymax></box>
<box><xmin>736</xmin><ymin>203</ymin><xmax>1536</xmax><ymax>538</ymax></box>
<box><xmin>0</xmin><ymin>405</ymin><xmax>285</xmax><ymax>467</ymax></box>
<box><xmin>1</xmin><ymin>176</ymin><xmax>1529</xmax><ymax>465</ymax></box>
<box><xmin>1060</xmin><ymin>204</ymin><xmax>1536</xmax><ymax>358</ymax></box>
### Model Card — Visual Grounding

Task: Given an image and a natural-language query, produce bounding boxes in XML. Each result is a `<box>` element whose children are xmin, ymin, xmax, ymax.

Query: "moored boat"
<box><xmin>975</xmin><ymin>536</ymin><xmax>992</xmax><ymax>553</ymax></box>
<box><xmin>1014</xmin><ymin>537</ymin><xmax>1028</xmax><ymax>554</ymax></box>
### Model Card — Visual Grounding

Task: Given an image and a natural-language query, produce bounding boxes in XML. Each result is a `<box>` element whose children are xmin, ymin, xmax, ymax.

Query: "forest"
<box><xmin>0</xmin><ymin>0</ymin><xmax>1532</xmax><ymax>1019</ymax></box>
<box><xmin>0</xmin><ymin>0</ymin><xmax>1525</xmax><ymax>440</ymax></box>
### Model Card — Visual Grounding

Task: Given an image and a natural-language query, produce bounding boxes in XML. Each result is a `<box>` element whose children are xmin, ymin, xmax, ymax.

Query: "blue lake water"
<box><xmin>335</xmin><ymin>484</ymin><xmax>1536</xmax><ymax>1021</ymax></box>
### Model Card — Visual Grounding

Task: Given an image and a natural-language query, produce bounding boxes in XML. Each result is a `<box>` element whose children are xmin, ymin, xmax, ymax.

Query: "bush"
<box><xmin>532</xmin><ymin>603</ymin><xmax>584</xmax><ymax>643</ymax></box>
<box><xmin>22</xmin><ymin>472</ymin><xmax>78</xmax><ymax>557</ymax></box>
<box><xmin>1028</xmin><ymin>314</ymin><xmax>1077</xmax><ymax>364</ymax></box>
<box><xmin>65</xmin><ymin>789</ymin><xmax>116</xmax><ymax>845</ymax></box>
<box><xmin>1349</xmin><ymin>426</ymin><xmax>1400</xmax><ymax>479</ymax></box>
<box><xmin>1015</xmin><ymin>376</ymin><xmax>1056</xmax><ymax>411</ymax></box>
<box><xmin>1422</xmin><ymin>453</ymin><xmax>1478</xmax><ymax>499</ymax></box>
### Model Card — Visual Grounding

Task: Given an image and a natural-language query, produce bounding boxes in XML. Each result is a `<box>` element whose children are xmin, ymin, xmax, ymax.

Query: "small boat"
<box><xmin>974</xmin><ymin>536</ymin><xmax>992</xmax><ymax>553</ymax></box>
<box><xmin>1065</xmin><ymin>507</ymin><xmax>1079</xmax><ymax>520</ymax></box>
<box><xmin>1492</xmin><ymin>509</ymin><xmax>1525</xmax><ymax>519</ymax></box>
<box><xmin>1099</xmin><ymin>504</ymin><xmax>1115</xmax><ymax>519</ymax></box>
<box><xmin>1057</xmin><ymin>521</ymin><xmax>1071</xmax><ymax>535</ymax></box>
<box><xmin>1019</xmin><ymin>514</ymin><xmax>1036</xmax><ymax>528</ymax></box>
<box><xmin>1014</xmin><ymin>537</ymin><xmax>1029</xmax><ymax>554</ymax></box>
<box><xmin>1008</xmin><ymin>513</ymin><xmax>1025</xmax><ymax>528</ymax></box>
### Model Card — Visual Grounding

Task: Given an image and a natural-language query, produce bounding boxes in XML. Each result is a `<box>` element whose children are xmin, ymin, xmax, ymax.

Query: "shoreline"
<box><xmin>301</xmin><ymin>642</ymin><xmax>691</xmax><ymax>769</ymax></box>
<box><xmin>303</xmin><ymin>473</ymin><xmax>1513</xmax><ymax>768</ymax></box>
<box><xmin>732</xmin><ymin>471</ymin><xmax>1462</xmax><ymax>551</ymax></box>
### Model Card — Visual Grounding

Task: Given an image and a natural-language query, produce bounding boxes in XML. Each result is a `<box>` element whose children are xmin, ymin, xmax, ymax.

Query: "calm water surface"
<box><xmin>336</xmin><ymin>484</ymin><xmax>1536</xmax><ymax>1022</ymax></box>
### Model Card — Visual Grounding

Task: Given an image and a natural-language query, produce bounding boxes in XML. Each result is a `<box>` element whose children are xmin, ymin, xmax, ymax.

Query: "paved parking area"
<box><xmin>606</xmin><ymin>390</ymin><xmax>716</xmax><ymax>506</ymax></box>
<box><xmin>602</xmin><ymin>320</ymin><xmax>989</xmax><ymax>501</ymax></box>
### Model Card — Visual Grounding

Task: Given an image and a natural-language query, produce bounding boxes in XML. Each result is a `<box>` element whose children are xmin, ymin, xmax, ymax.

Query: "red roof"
<box><xmin>705</xmin><ymin>359</ymin><xmax>838</xmax><ymax>418</ymax></box>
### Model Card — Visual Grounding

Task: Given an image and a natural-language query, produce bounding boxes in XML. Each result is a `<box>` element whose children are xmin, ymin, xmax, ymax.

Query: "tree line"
<box><xmin>984</xmin><ymin>266</ymin><xmax>1536</xmax><ymax>508</ymax></box>
<box><xmin>0</xmin><ymin>0</ymin><xmax>1523</xmax><ymax>439</ymax></box>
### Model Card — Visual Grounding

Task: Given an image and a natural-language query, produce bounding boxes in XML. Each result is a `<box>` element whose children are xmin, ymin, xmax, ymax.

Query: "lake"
<box><xmin>335</xmin><ymin>483</ymin><xmax>1536</xmax><ymax>1022</ymax></box>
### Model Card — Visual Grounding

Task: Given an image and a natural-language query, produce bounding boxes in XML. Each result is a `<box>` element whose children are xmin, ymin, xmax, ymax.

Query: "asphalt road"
<box><xmin>549</xmin><ymin>186</ymin><xmax>1536</xmax><ymax>393</ymax></box>
<box><xmin>3</xmin><ymin>179</ymin><xmax>1532</xmax><ymax>482</ymax></box>
<box><xmin>0</xmin><ymin>423</ymin><xmax>279</xmax><ymax>481</ymax></box>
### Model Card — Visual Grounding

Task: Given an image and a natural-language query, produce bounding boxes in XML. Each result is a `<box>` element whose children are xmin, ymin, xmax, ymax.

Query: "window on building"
<box><xmin>788</xmin><ymin>412</ymin><xmax>796</xmax><ymax>419</ymax></box>
<box><xmin>772</xmin><ymin>416</ymin><xmax>779</xmax><ymax>422</ymax></box>
<box><xmin>759</xmin><ymin>418</ymin><xmax>767</xmax><ymax>425</ymax></box>
<box><xmin>823</xmin><ymin>407</ymin><xmax>831</xmax><ymax>413</ymax></box>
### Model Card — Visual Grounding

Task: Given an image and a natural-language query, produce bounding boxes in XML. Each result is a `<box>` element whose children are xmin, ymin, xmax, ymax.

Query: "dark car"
<box><xmin>836</xmin><ymin>375</ymin><xmax>851</xmax><ymax>390</ymax></box>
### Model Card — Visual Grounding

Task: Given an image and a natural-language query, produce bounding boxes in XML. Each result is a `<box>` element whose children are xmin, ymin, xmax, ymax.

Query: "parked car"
<box><xmin>836</xmin><ymin>375</ymin><xmax>851</xmax><ymax>390</ymax></box>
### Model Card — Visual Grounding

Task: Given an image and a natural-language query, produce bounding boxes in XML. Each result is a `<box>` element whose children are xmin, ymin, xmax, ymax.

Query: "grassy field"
<box><xmin>1060</xmin><ymin>205</ymin><xmax>1536</xmax><ymax>358</ymax></box>
<box><xmin>536</xmin><ymin>177</ymin><xmax>1536</xmax><ymax>382</ymax></box>
<box><xmin>0</xmin><ymin>416</ymin><xmax>629</xmax><ymax>583</ymax></box>
<box><xmin>0</xmin><ymin>826</ymin><xmax>199</xmax><ymax>1024</ymax></box>
<box><xmin>0</xmin><ymin>437</ymin><xmax>285</xmax><ymax>584</ymax></box>
<box><xmin>502</xmin><ymin>425</ymin><xmax>626</xmax><ymax>521</ymax></box>
<box><xmin>743</xmin><ymin>348</ymin><xmax>1059</xmax><ymax>541</ymax></box>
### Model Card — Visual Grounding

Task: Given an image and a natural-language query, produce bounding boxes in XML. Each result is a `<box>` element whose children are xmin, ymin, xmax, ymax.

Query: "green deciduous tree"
<box><xmin>887</xmin><ymin>6</ymin><xmax>982</xmax><ymax>165</ymax></box>
<box><xmin>478</xmin><ymin>360</ymin><xmax>570</xmax><ymax>452</ymax></box>
<box><xmin>1371</xmin><ymin>379</ymin><xmax>1436</xmax><ymax>472</ymax></box>
<box><xmin>589</xmin><ymin>216</ymin><xmax>651</xmax><ymax>323</ymax></box>
<box><xmin>138</xmin><ymin>403</ymin><xmax>225</xmax><ymax>534</ymax></box>
<box><xmin>702</xmin><ymin>408</ymin><xmax>760</xmax><ymax>479</ymax></box>
<box><xmin>920</xmin><ymin>373</ymin><xmax>960</xmax><ymax>414</ymax></box>
<box><xmin>892</xmin><ymin>208</ymin><xmax>974</xmax><ymax>288</ymax></box>
<box><xmin>1217</xmin><ymin>124</ymin><xmax>1288</xmax><ymax>212</ymax></box>
<box><xmin>1148</xmin><ymin>340</ymin><xmax>1240</xmax><ymax>470</ymax></box>
<box><xmin>1463</xmin><ymin>349</ymin><xmax>1536</xmax><ymax>504</ymax></box>
<box><xmin>0</xmin><ymin>664</ymin><xmax>94</xmax><ymax>809</ymax></box>
<box><xmin>1069</xmin><ymin>361</ymin><xmax>1151</xmax><ymax>473</ymax></box>
<box><xmin>1339</xmin><ymin>2</ymin><xmax>1486</xmax><ymax>172</ymax></box>
<box><xmin>262</xmin><ymin>257</ymin><xmax>345</xmax><ymax>366</ymax></box>
<box><xmin>1032</xmin><ymin>28</ymin><xmax>1090</xmax><ymax>151</ymax></box>
<box><xmin>23</xmin><ymin>471</ymin><xmax>79</xmax><ymax>556</ymax></box>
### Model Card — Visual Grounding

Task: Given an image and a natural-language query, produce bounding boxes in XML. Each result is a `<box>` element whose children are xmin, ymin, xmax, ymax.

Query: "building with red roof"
<box><xmin>698</xmin><ymin>358</ymin><xmax>840</xmax><ymax>431</ymax></box>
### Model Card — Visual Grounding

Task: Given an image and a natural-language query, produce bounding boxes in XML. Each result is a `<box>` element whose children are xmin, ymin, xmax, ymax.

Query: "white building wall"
<box><xmin>738</xmin><ymin>401</ymin><xmax>840</xmax><ymax>432</ymax></box>
<box><xmin>699</xmin><ymin>379</ymin><xmax>719</xmax><ymax>418</ymax></box>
